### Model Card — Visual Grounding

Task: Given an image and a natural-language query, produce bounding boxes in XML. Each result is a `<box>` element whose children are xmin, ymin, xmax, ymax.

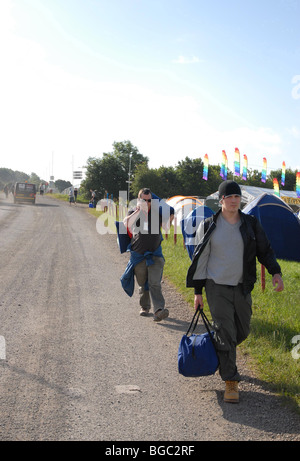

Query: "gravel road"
<box><xmin>0</xmin><ymin>193</ymin><xmax>299</xmax><ymax>442</ymax></box>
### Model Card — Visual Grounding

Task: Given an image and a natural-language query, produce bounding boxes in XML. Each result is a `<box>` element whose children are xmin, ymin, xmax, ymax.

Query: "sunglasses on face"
<box><xmin>143</xmin><ymin>199</ymin><xmax>152</xmax><ymax>203</ymax></box>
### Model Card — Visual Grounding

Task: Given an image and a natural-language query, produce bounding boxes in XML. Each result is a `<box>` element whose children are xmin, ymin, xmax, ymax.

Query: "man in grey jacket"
<box><xmin>186</xmin><ymin>180</ymin><xmax>284</xmax><ymax>403</ymax></box>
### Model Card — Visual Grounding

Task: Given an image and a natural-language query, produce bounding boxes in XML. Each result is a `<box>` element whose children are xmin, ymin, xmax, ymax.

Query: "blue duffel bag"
<box><xmin>178</xmin><ymin>306</ymin><xmax>219</xmax><ymax>377</ymax></box>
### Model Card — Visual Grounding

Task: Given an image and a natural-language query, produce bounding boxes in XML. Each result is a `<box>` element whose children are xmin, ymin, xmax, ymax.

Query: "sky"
<box><xmin>0</xmin><ymin>0</ymin><xmax>299</xmax><ymax>184</ymax></box>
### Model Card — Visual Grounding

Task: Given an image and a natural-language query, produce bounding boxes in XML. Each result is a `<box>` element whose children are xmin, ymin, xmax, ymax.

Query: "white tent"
<box><xmin>166</xmin><ymin>195</ymin><xmax>204</xmax><ymax>224</ymax></box>
<box><xmin>205</xmin><ymin>185</ymin><xmax>299</xmax><ymax>211</ymax></box>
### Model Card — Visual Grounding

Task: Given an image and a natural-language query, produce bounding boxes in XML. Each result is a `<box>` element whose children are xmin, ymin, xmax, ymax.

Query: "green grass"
<box><xmin>45</xmin><ymin>192</ymin><xmax>89</xmax><ymax>204</ymax></box>
<box><xmin>161</xmin><ymin>227</ymin><xmax>300</xmax><ymax>412</ymax></box>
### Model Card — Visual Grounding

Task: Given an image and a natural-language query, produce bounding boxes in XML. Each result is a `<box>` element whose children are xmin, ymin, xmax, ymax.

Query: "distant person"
<box><xmin>122</xmin><ymin>188</ymin><xmax>174</xmax><ymax>321</ymax></box>
<box><xmin>3</xmin><ymin>185</ymin><xmax>8</xmax><ymax>198</ymax></box>
<box><xmin>90</xmin><ymin>189</ymin><xmax>96</xmax><ymax>208</ymax></box>
<box><xmin>69</xmin><ymin>188</ymin><xmax>75</xmax><ymax>205</ymax></box>
<box><xmin>74</xmin><ymin>188</ymin><xmax>78</xmax><ymax>203</ymax></box>
<box><xmin>186</xmin><ymin>180</ymin><xmax>284</xmax><ymax>403</ymax></box>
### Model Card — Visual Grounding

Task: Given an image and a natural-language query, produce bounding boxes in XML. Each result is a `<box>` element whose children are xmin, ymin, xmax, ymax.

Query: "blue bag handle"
<box><xmin>186</xmin><ymin>305</ymin><xmax>218</xmax><ymax>355</ymax></box>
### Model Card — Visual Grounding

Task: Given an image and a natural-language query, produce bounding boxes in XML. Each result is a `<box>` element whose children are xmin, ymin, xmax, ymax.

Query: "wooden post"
<box><xmin>261</xmin><ymin>265</ymin><xmax>265</xmax><ymax>291</ymax></box>
<box><xmin>174</xmin><ymin>216</ymin><xmax>177</xmax><ymax>244</ymax></box>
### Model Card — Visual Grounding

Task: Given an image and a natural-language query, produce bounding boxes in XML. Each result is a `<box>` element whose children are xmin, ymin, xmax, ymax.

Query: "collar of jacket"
<box><xmin>191</xmin><ymin>208</ymin><xmax>255</xmax><ymax>262</ymax></box>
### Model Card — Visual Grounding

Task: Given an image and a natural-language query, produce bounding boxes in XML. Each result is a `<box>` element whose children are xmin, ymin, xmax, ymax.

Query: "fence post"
<box><xmin>174</xmin><ymin>216</ymin><xmax>177</xmax><ymax>244</ymax></box>
<box><xmin>261</xmin><ymin>265</ymin><xmax>265</xmax><ymax>291</ymax></box>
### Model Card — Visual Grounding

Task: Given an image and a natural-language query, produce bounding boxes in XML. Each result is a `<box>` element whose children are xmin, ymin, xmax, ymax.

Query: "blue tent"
<box><xmin>181</xmin><ymin>205</ymin><xmax>214</xmax><ymax>260</ymax></box>
<box><xmin>243</xmin><ymin>193</ymin><xmax>300</xmax><ymax>262</ymax></box>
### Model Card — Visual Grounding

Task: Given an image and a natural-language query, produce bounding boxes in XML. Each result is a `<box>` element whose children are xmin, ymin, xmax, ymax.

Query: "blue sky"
<box><xmin>0</xmin><ymin>0</ymin><xmax>299</xmax><ymax>183</ymax></box>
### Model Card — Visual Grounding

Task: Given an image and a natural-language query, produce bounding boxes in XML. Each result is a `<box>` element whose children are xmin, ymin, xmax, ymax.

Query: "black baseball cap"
<box><xmin>218</xmin><ymin>180</ymin><xmax>241</xmax><ymax>199</ymax></box>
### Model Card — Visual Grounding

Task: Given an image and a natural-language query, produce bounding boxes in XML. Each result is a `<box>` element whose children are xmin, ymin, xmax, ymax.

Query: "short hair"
<box><xmin>138</xmin><ymin>188</ymin><xmax>152</xmax><ymax>198</ymax></box>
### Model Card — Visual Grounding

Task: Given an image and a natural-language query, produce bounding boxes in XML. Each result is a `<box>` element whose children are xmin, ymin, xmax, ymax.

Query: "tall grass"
<box><xmin>161</xmin><ymin>228</ymin><xmax>300</xmax><ymax>411</ymax></box>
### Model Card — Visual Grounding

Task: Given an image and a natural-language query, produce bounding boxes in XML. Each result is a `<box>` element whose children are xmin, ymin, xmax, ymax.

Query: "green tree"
<box><xmin>81</xmin><ymin>140</ymin><xmax>148</xmax><ymax>200</ymax></box>
<box><xmin>269</xmin><ymin>168</ymin><xmax>297</xmax><ymax>191</ymax></box>
<box><xmin>0</xmin><ymin>168</ymin><xmax>29</xmax><ymax>190</ymax></box>
<box><xmin>131</xmin><ymin>164</ymin><xmax>169</xmax><ymax>198</ymax></box>
<box><xmin>55</xmin><ymin>179</ymin><xmax>72</xmax><ymax>192</ymax></box>
<box><xmin>174</xmin><ymin>156</ymin><xmax>223</xmax><ymax>197</ymax></box>
<box><xmin>29</xmin><ymin>172</ymin><xmax>41</xmax><ymax>187</ymax></box>
<box><xmin>156</xmin><ymin>166</ymin><xmax>181</xmax><ymax>198</ymax></box>
<box><xmin>132</xmin><ymin>157</ymin><xmax>225</xmax><ymax>199</ymax></box>
<box><xmin>175</xmin><ymin>157</ymin><xmax>203</xmax><ymax>196</ymax></box>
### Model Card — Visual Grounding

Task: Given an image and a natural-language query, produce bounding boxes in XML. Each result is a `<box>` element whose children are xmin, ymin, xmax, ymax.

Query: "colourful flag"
<box><xmin>261</xmin><ymin>157</ymin><xmax>267</xmax><ymax>183</ymax></box>
<box><xmin>234</xmin><ymin>148</ymin><xmax>240</xmax><ymax>176</ymax></box>
<box><xmin>203</xmin><ymin>154</ymin><xmax>209</xmax><ymax>180</ymax></box>
<box><xmin>296</xmin><ymin>172</ymin><xmax>300</xmax><ymax>198</ymax></box>
<box><xmin>281</xmin><ymin>161</ymin><xmax>286</xmax><ymax>186</ymax></box>
<box><xmin>273</xmin><ymin>178</ymin><xmax>280</xmax><ymax>196</ymax></box>
<box><xmin>220</xmin><ymin>150</ymin><xmax>228</xmax><ymax>180</ymax></box>
<box><xmin>242</xmin><ymin>154</ymin><xmax>248</xmax><ymax>180</ymax></box>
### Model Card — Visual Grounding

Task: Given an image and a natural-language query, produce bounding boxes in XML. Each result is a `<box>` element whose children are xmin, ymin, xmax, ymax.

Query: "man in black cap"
<box><xmin>186</xmin><ymin>180</ymin><xmax>284</xmax><ymax>403</ymax></box>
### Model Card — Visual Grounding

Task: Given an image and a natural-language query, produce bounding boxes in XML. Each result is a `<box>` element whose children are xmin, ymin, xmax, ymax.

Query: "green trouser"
<box><xmin>134</xmin><ymin>256</ymin><xmax>165</xmax><ymax>313</ymax></box>
<box><xmin>205</xmin><ymin>279</ymin><xmax>252</xmax><ymax>382</ymax></box>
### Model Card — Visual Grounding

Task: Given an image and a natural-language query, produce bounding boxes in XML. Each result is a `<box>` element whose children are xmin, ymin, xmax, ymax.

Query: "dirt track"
<box><xmin>0</xmin><ymin>192</ymin><xmax>299</xmax><ymax>441</ymax></box>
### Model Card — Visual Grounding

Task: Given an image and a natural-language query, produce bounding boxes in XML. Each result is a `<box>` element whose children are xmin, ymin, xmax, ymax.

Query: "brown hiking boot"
<box><xmin>153</xmin><ymin>308</ymin><xmax>169</xmax><ymax>322</ymax></box>
<box><xmin>224</xmin><ymin>380</ymin><xmax>239</xmax><ymax>403</ymax></box>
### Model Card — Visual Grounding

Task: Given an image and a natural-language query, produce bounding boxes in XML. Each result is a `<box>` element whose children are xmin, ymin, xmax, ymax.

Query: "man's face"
<box><xmin>221</xmin><ymin>194</ymin><xmax>241</xmax><ymax>213</ymax></box>
<box><xmin>140</xmin><ymin>193</ymin><xmax>152</xmax><ymax>212</ymax></box>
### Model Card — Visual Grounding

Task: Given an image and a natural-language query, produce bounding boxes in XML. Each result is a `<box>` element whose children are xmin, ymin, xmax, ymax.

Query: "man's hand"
<box><xmin>137</xmin><ymin>198</ymin><xmax>148</xmax><ymax>213</ymax></box>
<box><xmin>194</xmin><ymin>294</ymin><xmax>204</xmax><ymax>310</ymax></box>
<box><xmin>272</xmin><ymin>274</ymin><xmax>284</xmax><ymax>292</ymax></box>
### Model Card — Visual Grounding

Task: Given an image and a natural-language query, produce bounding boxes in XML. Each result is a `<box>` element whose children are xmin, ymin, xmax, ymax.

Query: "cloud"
<box><xmin>287</xmin><ymin>126</ymin><xmax>300</xmax><ymax>139</ymax></box>
<box><xmin>172</xmin><ymin>55</ymin><xmax>203</xmax><ymax>64</ymax></box>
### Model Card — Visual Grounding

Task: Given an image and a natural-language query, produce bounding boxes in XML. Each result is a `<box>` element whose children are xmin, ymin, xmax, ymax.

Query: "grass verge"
<box><xmin>45</xmin><ymin>193</ymin><xmax>89</xmax><ymax>204</ymax></box>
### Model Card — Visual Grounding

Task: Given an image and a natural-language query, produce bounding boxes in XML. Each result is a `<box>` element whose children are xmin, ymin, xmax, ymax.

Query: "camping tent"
<box><xmin>205</xmin><ymin>185</ymin><xmax>299</xmax><ymax>212</ymax></box>
<box><xmin>181</xmin><ymin>205</ymin><xmax>214</xmax><ymax>260</ymax></box>
<box><xmin>243</xmin><ymin>193</ymin><xmax>300</xmax><ymax>262</ymax></box>
<box><xmin>166</xmin><ymin>196</ymin><xmax>204</xmax><ymax>224</ymax></box>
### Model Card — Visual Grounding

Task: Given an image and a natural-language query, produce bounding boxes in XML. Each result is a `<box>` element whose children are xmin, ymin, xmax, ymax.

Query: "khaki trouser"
<box><xmin>205</xmin><ymin>279</ymin><xmax>252</xmax><ymax>381</ymax></box>
<box><xmin>134</xmin><ymin>257</ymin><xmax>165</xmax><ymax>313</ymax></box>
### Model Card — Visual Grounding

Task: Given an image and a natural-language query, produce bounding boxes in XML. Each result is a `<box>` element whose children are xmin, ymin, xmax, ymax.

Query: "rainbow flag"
<box><xmin>281</xmin><ymin>161</ymin><xmax>286</xmax><ymax>186</ymax></box>
<box><xmin>220</xmin><ymin>150</ymin><xmax>228</xmax><ymax>180</ymax></box>
<box><xmin>296</xmin><ymin>172</ymin><xmax>300</xmax><ymax>198</ymax></box>
<box><xmin>261</xmin><ymin>157</ymin><xmax>267</xmax><ymax>183</ymax></box>
<box><xmin>273</xmin><ymin>178</ymin><xmax>280</xmax><ymax>196</ymax></box>
<box><xmin>234</xmin><ymin>148</ymin><xmax>240</xmax><ymax>176</ymax></box>
<box><xmin>242</xmin><ymin>154</ymin><xmax>248</xmax><ymax>180</ymax></box>
<box><xmin>203</xmin><ymin>154</ymin><xmax>209</xmax><ymax>180</ymax></box>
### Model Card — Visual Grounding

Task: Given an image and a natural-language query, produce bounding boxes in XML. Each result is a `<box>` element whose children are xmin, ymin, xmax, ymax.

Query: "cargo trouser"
<box><xmin>205</xmin><ymin>279</ymin><xmax>252</xmax><ymax>382</ymax></box>
<box><xmin>134</xmin><ymin>256</ymin><xmax>165</xmax><ymax>313</ymax></box>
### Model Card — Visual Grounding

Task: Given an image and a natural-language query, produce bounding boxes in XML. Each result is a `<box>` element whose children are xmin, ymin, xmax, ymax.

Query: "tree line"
<box><xmin>2</xmin><ymin>140</ymin><xmax>297</xmax><ymax>200</ymax></box>
<box><xmin>0</xmin><ymin>168</ymin><xmax>72</xmax><ymax>193</ymax></box>
<box><xmin>80</xmin><ymin>140</ymin><xmax>298</xmax><ymax>200</ymax></box>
